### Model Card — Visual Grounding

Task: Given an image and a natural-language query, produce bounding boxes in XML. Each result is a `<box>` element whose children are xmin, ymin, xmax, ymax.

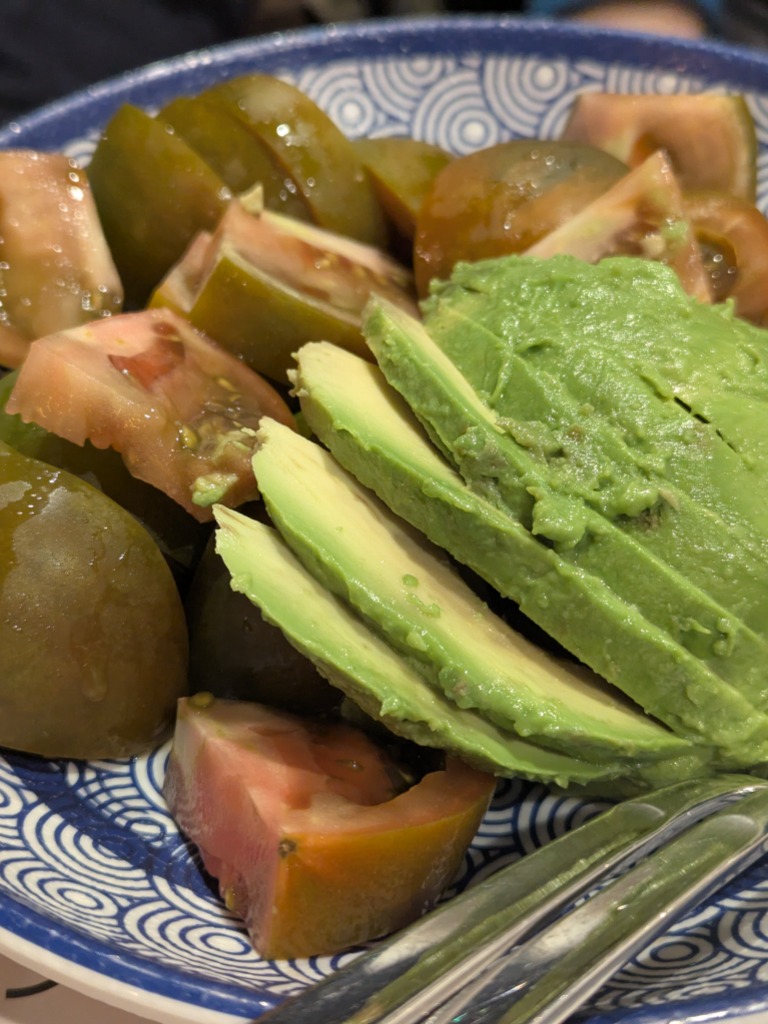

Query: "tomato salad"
<box><xmin>0</xmin><ymin>77</ymin><xmax>765</xmax><ymax>957</ymax></box>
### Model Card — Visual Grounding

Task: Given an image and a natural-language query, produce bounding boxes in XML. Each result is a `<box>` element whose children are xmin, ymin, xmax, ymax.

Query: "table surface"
<box><xmin>2</xmin><ymin>949</ymin><xmax>768</xmax><ymax>1024</ymax></box>
<box><xmin>0</xmin><ymin>954</ymin><xmax>147</xmax><ymax>1024</ymax></box>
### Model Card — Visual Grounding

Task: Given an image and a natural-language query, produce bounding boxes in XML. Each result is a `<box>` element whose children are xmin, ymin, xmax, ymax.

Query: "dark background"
<box><xmin>1</xmin><ymin>0</ymin><xmax>765</xmax><ymax>128</ymax></box>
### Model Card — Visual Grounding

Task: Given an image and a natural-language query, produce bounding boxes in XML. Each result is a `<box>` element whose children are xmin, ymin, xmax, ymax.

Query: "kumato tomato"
<box><xmin>0</xmin><ymin>440</ymin><xmax>188</xmax><ymax>759</ymax></box>
<box><xmin>184</xmin><ymin>530</ymin><xmax>340</xmax><ymax>714</ymax></box>
<box><xmin>0</xmin><ymin>151</ymin><xmax>123</xmax><ymax>370</ymax></box>
<box><xmin>684</xmin><ymin>190</ymin><xmax>768</xmax><ymax>323</ymax></box>
<box><xmin>5</xmin><ymin>307</ymin><xmax>295</xmax><ymax>521</ymax></box>
<box><xmin>157</xmin><ymin>94</ymin><xmax>312</xmax><ymax>224</ymax></box>
<box><xmin>87</xmin><ymin>104</ymin><xmax>231</xmax><ymax>305</ymax></box>
<box><xmin>164</xmin><ymin>697</ymin><xmax>495</xmax><ymax>959</ymax></box>
<box><xmin>413</xmin><ymin>139</ymin><xmax>627</xmax><ymax>295</ymax></box>
<box><xmin>0</xmin><ymin>370</ymin><xmax>210</xmax><ymax>590</ymax></box>
<box><xmin>526</xmin><ymin>150</ymin><xmax>712</xmax><ymax>303</ymax></box>
<box><xmin>201</xmin><ymin>74</ymin><xmax>389</xmax><ymax>249</ymax></box>
<box><xmin>561</xmin><ymin>92</ymin><xmax>757</xmax><ymax>202</ymax></box>
<box><xmin>150</xmin><ymin>201</ymin><xmax>417</xmax><ymax>385</ymax></box>
<box><xmin>354</xmin><ymin>137</ymin><xmax>453</xmax><ymax>242</ymax></box>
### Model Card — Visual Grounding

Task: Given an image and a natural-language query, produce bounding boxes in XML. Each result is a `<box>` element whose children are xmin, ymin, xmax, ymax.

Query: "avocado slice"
<box><xmin>288</xmin><ymin>338</ymin><xmax>760</xmax><ymax>764</ymax></box>
<box><xmin>212</xmin><ymin>505</ymin><xmax>627</xmax><ymax>788</ymax></box>
<box><xmin>421</xmin><ymin>256</ymin><xmax>768</xmax><ymax>658</ymax></box>
<box><xmin>251</xmin><ymin>417</ymin><xmax>700</xmax><ymax>768</ymax></box>
<box><xmin>360</xmin><ymin>296</ymin><xmax>768</xmax><ymax>764</ymax></box>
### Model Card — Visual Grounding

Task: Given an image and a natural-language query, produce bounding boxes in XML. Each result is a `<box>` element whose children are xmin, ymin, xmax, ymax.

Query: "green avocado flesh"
<box><xmin>358</xmin><ymin>259</ymin><xmax>768</xmax><ymax>767</ymax></box>
<box><xmin>288</xmin><ymin>339</ymin><xmax>760</xmax><ymax>768</ymax></box>
<box><xmin>213</xmin><ymin>505</ymin><xmax>620</xmax><ymax>787</ymax></box>
<box><xmin>250</xmin><ymin>418</ymin><xmax>694</xmax><ymax>770</ymax></box>
<box><xmin>421</xmin><ymin>257</ymin><xmax>768</xmax><ymax>637</ymax></box>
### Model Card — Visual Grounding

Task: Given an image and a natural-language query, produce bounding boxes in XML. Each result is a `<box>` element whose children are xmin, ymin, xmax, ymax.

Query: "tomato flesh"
<box><xmin>5</xmin><ymin>308</ymin><xmax>295</xmax><ymax>520</ymax></box>
<box><xmin>683</xmin><ymin>190</ymin><xmax>768</xmax><ymax>323</ymax></box>
<box><xmin>164</xmin><ymin>696</ymin><xmax>495</xmax><ymax>959</ymax></box>
<box><xmin>527</xmin><ymin>150</ymin><xmax>712</xmax><ymax>303</ymax></box>
<box><xmin>0</xmin><ymin>151</ymin><xmax>123</xmax><ymax>368</ymax></box>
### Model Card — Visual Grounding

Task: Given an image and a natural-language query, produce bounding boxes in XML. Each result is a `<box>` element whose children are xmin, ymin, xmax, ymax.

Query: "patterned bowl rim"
<box><xmin>3</xmin><ymin>12</ymin><xmax>768</xmax><ymax>150</ymax></box>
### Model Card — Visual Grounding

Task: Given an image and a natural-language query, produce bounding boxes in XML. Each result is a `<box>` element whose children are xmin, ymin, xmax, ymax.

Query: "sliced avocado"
<box><xmin>526</xmin><ymin>149</ymin><xmax>711</xmax><ymax>302</ymax></box>
<box><xmin>288</xmin><ymin>338</ymin><xmax>764</xmax><ymax>762</ymax></box>
<box><xmin>361</xmin><ymin>296</ymin><xmax>768</xmax><ymax>764</ymax></box>
<box><xmin>421</xmin><ymin>256</ymin><xmax>768</xmax><ymax>653</ymax></box>
<box><xmin>560</xmin><ymin>92</ymin><xmax>757</xmax><ymax>202</ymax></box>
<box><xmin>212</xmin><ymin>505</ymin><xmax>627</xmax><ymax>788</ymax></box>
<box><xmin>251</xmin><ymin>417</ymin><xmax>698</xmax><ymax>768</ymax></box>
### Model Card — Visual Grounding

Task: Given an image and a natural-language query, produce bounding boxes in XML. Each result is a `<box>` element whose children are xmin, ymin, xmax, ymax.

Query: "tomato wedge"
<box><xmin>5</xmin><ymin>308</ymin><xmax>295</xmax><ymax>521</ymax></box>
<box><xmin>683</xmin><ymin>190</ymin><xmax>768</xmax><ymax>323</ymax></box>
<box><xmin>413</xmin><ymin>139</ymin><xmax>627</xmax><ymax>295</ymax></box>
<box><xmin>527</xmin><ymin>150</ymin><xmax>712</xmax><ymax>303</ymax></box>
<box><xmin>560</xmin><ymin>93</ymin><xmax>757</xmax><ymax>202</ymax></box>
<box><xmin>150</xmin><ymin>199</ymin><xmax>417</xmax><ymax>383</ymax></box>
<box><xmin>0</xmin><ymin>151</ymin><xmax>123</xmax><ymax>368</ymax></box>
<box><xmin>164</xmin><ymin>696</ymin><xmax>496</xmax><ymax>959</ymax></box>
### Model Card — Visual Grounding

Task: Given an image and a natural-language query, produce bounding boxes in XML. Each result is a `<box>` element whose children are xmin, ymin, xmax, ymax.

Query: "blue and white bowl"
<box><xmin>3</xmin><ymin>14</ymin><xmax>768</xmax><ymax>1024</ymax></box>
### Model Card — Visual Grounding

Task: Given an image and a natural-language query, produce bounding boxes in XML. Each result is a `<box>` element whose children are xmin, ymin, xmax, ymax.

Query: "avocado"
<box><xmin>288</xmin><ymin>338</ymin><xmax>764</xmax><ymax>764</ymax></box>
<box><xmin>250</xmin><ymin>417</ymin><xmax>699</xmax><ymax>768</ymax></box>
<box><xmin>212</xmin><ymin>504</ymin><xmax>626</xmax><ymax>788</ymax></box>
<box><xmin>361</xmin><ymin>293</ymin><xmax>768</xmax><ymax>765</ymax></box>
<box><xmin>421</xmin><ymin>256</ymin><xmax>768</xmax><ymax>664</ymax></box>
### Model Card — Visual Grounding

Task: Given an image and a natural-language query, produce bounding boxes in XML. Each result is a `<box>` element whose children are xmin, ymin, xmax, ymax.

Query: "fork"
<box><xmin>259</xmin><ymin>773</ymin><xmax>768</xmax><ymax>1024</ymax></box>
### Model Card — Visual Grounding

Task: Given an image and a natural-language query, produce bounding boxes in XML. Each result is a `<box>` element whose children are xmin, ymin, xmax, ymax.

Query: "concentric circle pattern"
<box><xmin>3</xmin><ymin>15</ymin><xmax>768</xmax><ymax>1024</ymax></box>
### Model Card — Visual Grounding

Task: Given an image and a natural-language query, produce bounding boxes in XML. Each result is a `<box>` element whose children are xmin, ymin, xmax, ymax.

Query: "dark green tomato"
<box><xmin>0</xmin><ymin>371</ymin><xmax>210</xmax><ymax>592</ymax></box>
<box><xmin>185</xmin><ymin>527</ymin><xmax>340</xmax><ymax>714</ymax></box>
<box><xmin>88</xmin><ymin>103</ymin><xmax>231</xmax><ymax>306</ymax></box>
<box><xmin>0</xmin><ymin>441</ymin><xmax>189</xmax><ymax>758</ymax></box>
<box><xmin>158</xmin><ymin>94</ymin><xmax>312</xmax><ymax>223</ymax></box>
<box><xmin>202</xmin><ymin>75</ymin><xmax>389</xmax><ymax>249</ymax></box>
<box><xmin>413</xmin><ymin>139</ymin><xmax>628</xmax><ymax>295</ymax></box>
<box><xmin>354</xmin><ymin>137</ymin><xmax>452</xmax><ymax>242</ymax></box>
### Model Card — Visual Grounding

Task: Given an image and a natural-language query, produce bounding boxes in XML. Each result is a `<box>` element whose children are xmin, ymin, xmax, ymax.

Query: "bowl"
<box><xmin>3</xmin><ymin>14</ymin><xmax>768</xmax><ymax>1024</ymax></box>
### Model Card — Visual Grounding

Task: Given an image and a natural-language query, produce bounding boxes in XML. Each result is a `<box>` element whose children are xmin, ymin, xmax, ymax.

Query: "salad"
<box><xmin>2</xmin><ymin>55</ymin><xmax>768</xmax><ymax>972</ymax></box>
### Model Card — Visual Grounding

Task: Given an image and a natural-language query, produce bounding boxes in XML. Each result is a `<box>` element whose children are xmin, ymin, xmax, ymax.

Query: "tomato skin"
<box><xmin>0</xmin><ymin>440</ymin><xmax>188</xmax><ymax>759</ymax></box>
<box><xmin>0</xmin><ymin>151</ymin><xmax>123</xmax><ymax>368</ymax></box>
<box><xmin>683</xmin><ymin>190</ymin><xmax>768</xmax><ymax>323</ymax></box>
<box><xmin>5</xmin><ymin>308</ymin><xmax>295</xmax><ymax>521</ymax></box>
<box><xmin>203</xmin><ymin>74</ymin><xmax>389</xmax><ymax>249</ymax></box>
<box><xmin>88</xmin><ymin>104</ymin><xmax>231</xmax><ymax>306</ymax></box>
<box><xmin>413</xmin><ymin>139</ymin><xmax>627</xmax><ymax>295</ymax></box>
<box><xmin>354</xmin><ymin>137</ymin><xmax>453</xmax><ymax>242</ymax></box>
<box><xmin>158</xmin><ymin>94</ymin><xmax>312</xmax><ymax>223</ymax></box>
<box><xmin>164</xmin><ymin>697</ymin><xmax>495</xmax><ymax>959</ymax></box>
